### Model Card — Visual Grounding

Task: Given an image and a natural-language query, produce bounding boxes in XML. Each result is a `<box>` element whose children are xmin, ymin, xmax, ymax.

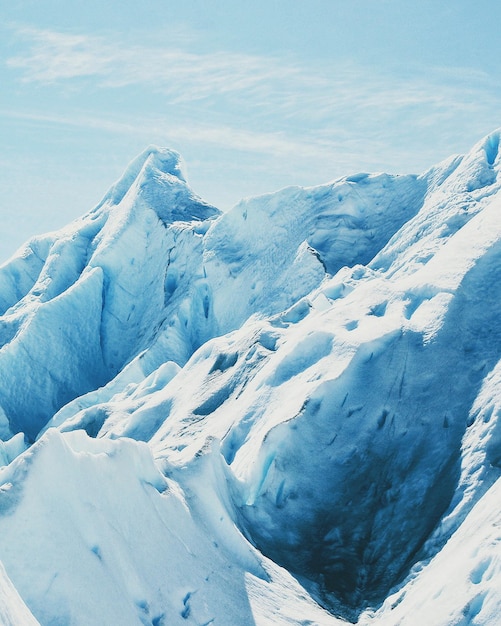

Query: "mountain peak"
<box><xmin>97</xmin><ymin>145</ymin><xmax>187</xmax><ymax>209</ymax></box>
<box><xmin>142</xmin><ymin>145</ymin><xmax>188</xmax><ymax>182</ymax></box>
<box><xmin>95</xmin><ymin>144</ymin><xmax>219</xmax><ymax>224</ymax></box>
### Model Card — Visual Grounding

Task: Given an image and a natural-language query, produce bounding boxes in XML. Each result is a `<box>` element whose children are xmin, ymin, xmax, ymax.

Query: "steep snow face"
<box><xmin>0</xmin><ymin>428</ymin><xmax>339</xmax><ymax>626</ymax></box>
<box><xmin>368</xmin><ymin>477</ymin><xmax>501</xmax><ymax>626</ymax></box>
<box><xmin>0</xmin><ymin>562</ymin><xmax>40</xmax><ymax>626</ymax></box>
<box><xmin>201</xmin><ymin>173</ymin><xmax>425</xmax><ymax>331</ymax></box>
<box><xmin>234</xmin><ymin>200</ymin><xmax>501</xmax><ymax>612</ymax></box>
<box><xmin>137</xmin><ymin>189</ymin><xmax>500</xmax><ymax>616</ymax></box>
<box><xmin>0</xmin><ymin>148</ymin><xmax>425</xmax><ymax>441</ymax></box>
<box><xmin>1</xmin><ymin>130</ymin><xmax>501</xmax><ymax>624</ymax></box>
<box><xmin>0</xmin><ymin>147</ymin><xmax>220</xmax><ymax>439</ymax></box>
<box><xmin>44</xmin><ymin>130</ymin><xmax>501</xmax><ymax>620</ymax></box>
<box><xmin>371</xmin><ymin>131</ymin><xmax>501</xmax><ymax>278</ymax></box>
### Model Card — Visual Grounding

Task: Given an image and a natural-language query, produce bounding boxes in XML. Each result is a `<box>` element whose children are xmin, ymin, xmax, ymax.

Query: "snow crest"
<box><xmin>0</xmin><ymin>130</ymin><xmax>501</xmax><ymax>624</ymax></box>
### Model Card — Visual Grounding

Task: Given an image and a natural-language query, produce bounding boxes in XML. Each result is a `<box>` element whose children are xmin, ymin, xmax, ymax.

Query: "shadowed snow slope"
<box><xmin>0</xmin><ymin>131</ymin><xmax>501</xmax><ymax>624</ymax></box>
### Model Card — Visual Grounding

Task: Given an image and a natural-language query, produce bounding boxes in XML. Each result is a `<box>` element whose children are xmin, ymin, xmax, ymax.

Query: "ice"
<box><xmin>0</xmin><ymin>267</ymin><xmax>107</xmax><ymax>439</ymax></box>
<box><xmin>0</xmin><ymin>434</ymin><xmax>27</xmax><ymax>468</ymax></box>
<box><xmin>202</xmin><ymin>172</ymin><xmax>425</xmax><ymax>332</ymax></box>
<box><xmin>0</xmin><ymin>129</ymin><xmax>500</xmax><ymax>623</ymax></box>
<box><xmin>0</xmin><ymin>560</ymin><xmax>40</xmax><ymax>626</ymax></box>
<box><xmin>367</xmin><ymin>476</ymin><xmax>501</xmax><ymax>626</ymax></box>
<box><xmin>0</xmin><ymin>428</ymin><xmax>342</xmax><ymax>625</ymax></box>
<box><xmin>0</xmin><ymin>142</ymin><xmax>428</xmax><ymax>439</ymax></box>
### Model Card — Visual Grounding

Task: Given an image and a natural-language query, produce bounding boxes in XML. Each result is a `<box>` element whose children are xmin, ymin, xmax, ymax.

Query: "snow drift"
<box><xmin>0</xmin><ymin>131</ymin><xmax>500</xmax><ymax>624</ymax></box>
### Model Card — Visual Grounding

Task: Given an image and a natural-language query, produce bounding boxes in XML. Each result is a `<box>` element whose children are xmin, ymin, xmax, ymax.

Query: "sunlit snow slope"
<box><xmin>0</xmin><ymin>131</ymin><xmax>500</xmax><ymax>625</ymax></box>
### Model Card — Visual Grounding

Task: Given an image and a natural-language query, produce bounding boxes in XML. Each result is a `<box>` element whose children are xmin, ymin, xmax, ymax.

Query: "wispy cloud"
<box><xmin>4</xmin><ymin>25</ymin><xmax>500</xmax><ymax>183</ymax></box>
<box><xmin>0</xmin><ymin>108</ymin><xmax>346</xmax><ymax>165</ymax></box>
<box><xmin>6</xmin><ymin>27</ymin><xmax>309</xmax><ymax>100</ymax></box>
<box><xmin>7</xmin><ymin>25</ymin><xmax>497</xmax><ymax>123</ymax></box>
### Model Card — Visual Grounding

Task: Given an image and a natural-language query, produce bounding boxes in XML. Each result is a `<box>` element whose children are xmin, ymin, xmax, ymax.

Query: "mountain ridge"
<box><xmin>0</xmin><ymin>129</ymin><xmax>500</xmax><ymax>624</ymax></box>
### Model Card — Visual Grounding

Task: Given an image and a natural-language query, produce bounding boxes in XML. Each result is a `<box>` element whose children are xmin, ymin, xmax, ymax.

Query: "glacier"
<box><xmin>0</xmin><ymin>131</ymin><xmax>500</xmax><ymax>624</ymax></box>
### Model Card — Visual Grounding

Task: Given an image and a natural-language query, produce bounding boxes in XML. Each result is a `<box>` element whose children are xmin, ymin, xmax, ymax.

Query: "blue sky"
<box><xmin>1</xmin><ymin>0</ymin><xmax>500</xmax><ymax>259</ymax></box>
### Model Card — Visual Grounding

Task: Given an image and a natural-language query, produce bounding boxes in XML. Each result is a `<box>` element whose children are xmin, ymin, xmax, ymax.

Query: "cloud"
<box><xmin>0</xmin><ymin>108</ymin><xmax>345</xmax><ymax>166</ymax></box>
<box><xmin>7</xmin><ymin>25</ymin><xmax>498</xmax><ymax>125</ymax></box>
<box><xmin>4</xmin><ymin>25</ymin><xmax>500</xmax><ymax>182</ymax></box>
<box><xmin>6</xmin><ymin>27</ymin><xmax>307</xmax><ymax>100</ymax></box>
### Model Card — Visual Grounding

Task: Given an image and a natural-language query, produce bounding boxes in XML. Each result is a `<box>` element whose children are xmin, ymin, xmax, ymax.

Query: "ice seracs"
<box><xmin>0</xmin><ymin>130</ymin><xmax>500</xmax><ymax>624</ymax></box>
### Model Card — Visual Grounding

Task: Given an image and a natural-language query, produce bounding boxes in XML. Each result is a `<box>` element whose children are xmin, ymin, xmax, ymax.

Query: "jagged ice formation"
<box><xmin>0</xmin><ymin>132</ymin><xmax>500</xmax><ymax>624</ymax></box>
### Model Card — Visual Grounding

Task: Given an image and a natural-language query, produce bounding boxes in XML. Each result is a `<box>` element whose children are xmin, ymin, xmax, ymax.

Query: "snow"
<box><xmin>0</xmin><ymin>560</ymin><xmax>40</xmax><ymax>626</ymax></box>
<box><xmin>367</xmin><ymin>476</ymin><xmax>501</xmax><ymax>625</ymax></box>
<box><xmin>0</xmin><ymin>130</ymin><xmax>500</xmax><ymax>623</ymax></box>
<box><xmin>0</xmin><ymin>428</ymin><xmax>340</xmax><ymax>625</ymax></box>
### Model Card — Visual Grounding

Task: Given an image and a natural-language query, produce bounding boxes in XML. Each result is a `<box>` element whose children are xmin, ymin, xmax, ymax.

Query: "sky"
<box><xmin>1</xmin><ymin>0</ymin><xmax>501</xmax><ymax>260</ymax></box>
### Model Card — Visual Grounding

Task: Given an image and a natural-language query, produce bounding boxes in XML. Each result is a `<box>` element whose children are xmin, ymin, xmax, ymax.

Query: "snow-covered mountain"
<box><xmin>0</xmin><ymin>130</ymin><xmax>500</xmax><ymax>625</ymax></box>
